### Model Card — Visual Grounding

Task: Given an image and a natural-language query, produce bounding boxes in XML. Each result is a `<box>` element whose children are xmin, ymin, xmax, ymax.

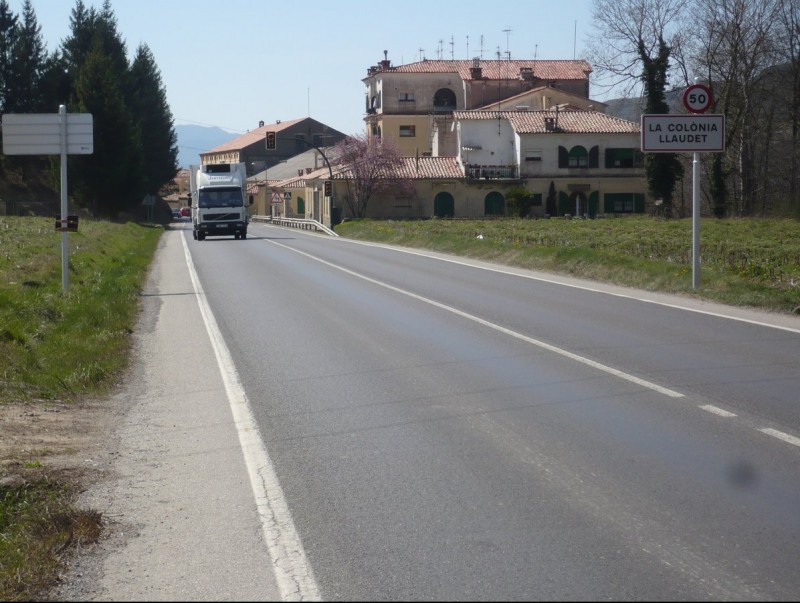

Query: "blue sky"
<box><xmin>12</xmin><ymin>0</ymin><xmax>599</xmax><ymax>136</ymax></box>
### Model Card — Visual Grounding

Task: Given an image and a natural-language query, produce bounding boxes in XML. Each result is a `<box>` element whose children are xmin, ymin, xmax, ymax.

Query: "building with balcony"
<box><xmin>363</xmin><ymin>51</ymin><xmax>594</xmax><ymax>156</ymax></box>
<box><xmin>454</xmin><ymin>108</ymin><xmax>645</xmax><ymax>217</ymax></box>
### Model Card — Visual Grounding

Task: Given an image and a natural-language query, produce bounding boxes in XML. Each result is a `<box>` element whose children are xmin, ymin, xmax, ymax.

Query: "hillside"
<box><xmin>175</xmin><ymin>124</ymin><xmax>239</xmax><ymax>168</ymax></box>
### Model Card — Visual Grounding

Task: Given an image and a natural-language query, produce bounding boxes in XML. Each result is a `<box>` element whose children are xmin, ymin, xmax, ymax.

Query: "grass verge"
<box><xmin>335</xmin><ymin>216</ymin><xmax>800</xmax><ymax>314</ymax></box>
<box><xmin>0</xmin><ymin>215</ymin><xmax>162</xmax><ymax>601</ymax></box>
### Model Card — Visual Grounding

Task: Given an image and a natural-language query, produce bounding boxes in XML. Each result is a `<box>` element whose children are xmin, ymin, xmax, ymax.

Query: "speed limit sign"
<box><xmin>683</xmin><ymin>83</ymin><xmax>713</xmax><ymax>113</ymax></box>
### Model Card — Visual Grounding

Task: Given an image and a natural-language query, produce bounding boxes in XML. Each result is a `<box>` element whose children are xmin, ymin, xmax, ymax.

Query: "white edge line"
<box><xmin>268</xmin><ymin>239</ymin><xmax>684</xmax><ymax>399</ymax></box>
<box><xmin>181</xmin><ymin>233</ymin><xmax>321</xmax><ymax>602</ymax></box>
<box><xmin>332</xmin><ymin>236</ymin><xmax>800</xmax><ymax>335</ymax></box>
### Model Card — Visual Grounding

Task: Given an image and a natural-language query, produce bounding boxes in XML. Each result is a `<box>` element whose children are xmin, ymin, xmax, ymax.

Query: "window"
<box><xmin>524</xmin><ymin>149</ymin><xmax>542</xmax><ymax>162</ymax></box>
<box><xmin>605</xmin><ymin>148</ymin><xmax>642</xmax><ymax>168</ymax></box>
<box><xmin>568</xmin><ymin>146</ymin><xmax>589</xmax><ymax>168</ymax></box>
<box><xmin>433</xmin><ymin>88</ymin><xmax>457</xmax><ymax>112</ymax></box>
<box><xmin>604</xmin><ymin>193</ymin><xmax>645</xmax><ymax>214</ymax></box>
<box><xmin>400</xmin><ymin>125</ymin><xmax>416</xmax><ymax>137</ymax></box>
<box><xmin>399</xmin><ymin>92</ymin><xmax>415</xmax><ymax>102</ymax></box>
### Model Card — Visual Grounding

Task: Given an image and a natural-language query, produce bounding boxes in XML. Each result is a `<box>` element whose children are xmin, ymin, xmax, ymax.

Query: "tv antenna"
<box><xmin>502</xmin><ymin>27</ymin><xmax>512</xmax><ymax>59</ymax></box>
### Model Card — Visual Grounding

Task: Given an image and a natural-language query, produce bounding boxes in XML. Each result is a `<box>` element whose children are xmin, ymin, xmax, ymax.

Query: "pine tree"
<box><xmin>6</xmin><ymin>0</ymin><xmax>45</xmax><ymax>113</ymax></box>
<box><xmin>129</xmin><ymin>43</ymin><xmax>178</xmax><ymax>194</ymax></box>
<box><xmin>0</xmin><ymin>0</ymin><xmax>18</xmax><ymax>113</ymax></box>
<box><xmin>71</xmin><ymin>47</ymin><xmax>143</xmax><ymax>217</ymax></box>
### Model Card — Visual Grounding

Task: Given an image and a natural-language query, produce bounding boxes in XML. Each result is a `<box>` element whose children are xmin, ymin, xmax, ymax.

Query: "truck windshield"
<box><xmin>198</xmin><ymin>188</ymin><xmax>243</xmax><ymax>208</ymax></box>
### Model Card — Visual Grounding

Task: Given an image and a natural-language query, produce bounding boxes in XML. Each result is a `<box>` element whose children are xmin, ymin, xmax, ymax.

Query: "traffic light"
<box><xmin>324</xmin><ymin>180</ymin><xmax>332</xmax><ymax>197</ymax></box>
<box><xmin>266</xmin><ymin>131</ymin><xmax>276</xmax><ymax>150</ymax></box>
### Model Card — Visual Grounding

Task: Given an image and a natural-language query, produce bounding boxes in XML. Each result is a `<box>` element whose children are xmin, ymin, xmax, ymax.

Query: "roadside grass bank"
<box><xmin>336</xmin><ymin>216</ymin><xmax>800</xmax><ymax>314</ymax></box>
<box><xmin>1</xmin><ymin>215</ymin><xmax>162</xmax><ymax>601</ymax></box>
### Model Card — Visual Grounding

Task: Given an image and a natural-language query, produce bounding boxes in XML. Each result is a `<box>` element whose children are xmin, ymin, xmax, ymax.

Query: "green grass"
<box><xmin>0</xmin><ymin>215</ymin><xmax>162</xmax><ymax>602</ymax></box>
<box><xmin>1</xmin><ymin>217</ymin><xmax>162</xmax><ymax>405</ymax></box>
<box><xmin>336</xmin><ymin>216</ymin><xmax>800</xmax><ymax>313</ymax></box>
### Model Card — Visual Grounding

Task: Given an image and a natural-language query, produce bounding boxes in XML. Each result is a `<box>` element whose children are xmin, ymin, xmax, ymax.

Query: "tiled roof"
<box><xmin>271</xmin><ymin>156</ymin><xmax>463</xmax><ymax>183</ymax></box>
<box><xmin>477</xmin><ymin>86</ymin><xmax>607</xmax><ymax>111</ymax></box>
<box><xmin>394</xmin><ymin>156</ymin><xmax>464</xmax><ymax>179</ymax></box>
<box><xmin>453</xmin><ymin>109</ymin><xmax>640</xmax><ymax>134</ymax></box>
<box><xmin>203</xmin><ymin>117</ymin><xmax>307</xmax><ymax>154</ymax></box>
<box><xmin>379</xmin><ymin>59</ymin><xmax>591</xmax><ymax>81</ymax></box>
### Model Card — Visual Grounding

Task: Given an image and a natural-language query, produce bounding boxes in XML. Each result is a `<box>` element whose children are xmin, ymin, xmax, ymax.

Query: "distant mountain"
<box><xmin>175</xmin><ymin>124</ymin><xmax>239</xmax><ymax>169</ymax></box>
<box><xmin>603</xmin><ymin>89</ymin><xmax>686</xmax><ymax>122</ymax></box>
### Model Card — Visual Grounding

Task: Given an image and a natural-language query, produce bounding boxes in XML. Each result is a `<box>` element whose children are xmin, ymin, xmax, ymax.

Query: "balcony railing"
<box><xmin>466</xmin><ymin>164</ymin><xmax>520</xmax><ymax>180</ymax></box>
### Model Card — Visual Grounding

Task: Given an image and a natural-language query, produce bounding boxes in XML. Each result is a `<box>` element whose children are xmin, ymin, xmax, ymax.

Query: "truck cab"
<box><xmin>190</xmin><ymin>163</ymin><xmax>251</xmax><ymax>240</ymax></box>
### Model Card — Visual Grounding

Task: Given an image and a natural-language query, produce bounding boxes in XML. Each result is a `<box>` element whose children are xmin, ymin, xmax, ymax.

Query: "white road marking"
<box><xmin>699</xmin><ymin>404</ymin><xmax>737</xmax><ymax>418</ymax></box>
<box><xmin>268</xmin><ymin>240</ymin><xmax>684</xmax><ymax>399</ymax></box>
<box><xmin>339</xmin><ymin>238</ymin><xmax>800</xmax><ymax>335</ymax></box>
<box><xmin>182</xmin><ymin>234</ymin><xmax>320</xmax><ymax>602</ymax></box>
<box><xmin>759</xmin><ymin>428</ymin><xmax>800</xmax><ymax>448</ymax></box>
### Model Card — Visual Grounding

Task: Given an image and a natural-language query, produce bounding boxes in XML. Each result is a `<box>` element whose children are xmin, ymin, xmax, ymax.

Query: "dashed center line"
<box><xmin>699</xmin><ymin>405</ymin><xmax>737</xmax><ymax>418</ymax></box>
<box><xmin>759</xmin><ymin>428</ymin><xmax>800</xmax><ymax>448</ymax></box>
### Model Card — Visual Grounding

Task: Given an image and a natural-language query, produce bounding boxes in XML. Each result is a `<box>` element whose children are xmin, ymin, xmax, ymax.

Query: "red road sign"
<box><xmin>683</xmin><ymin>84</ymin><xmax>713</xmax><ymax>114</ymax></box>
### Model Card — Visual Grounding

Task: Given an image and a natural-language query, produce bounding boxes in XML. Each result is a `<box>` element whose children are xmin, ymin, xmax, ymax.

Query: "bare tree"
<box><xmin>686</xmin><ymin>0</ymin><xmax>781</xmax><ymax>216</ymax></box>
<box><xmin>773</xmin><ymin>0</ymin><xmax>800</xmax><ymax>217</ymax></box>
<box><xmin>588</xmin><ymin>0</ymin><xmax>688</xmax><ymax>216</ymax></box>
<box><xmin>586</xmin><ymin>0</ymin><xmax>690</xmax><ymax>100</ymax></box>
<box><xmin>333</xmin><ymin>133</ymin><xmax>415</xmax><ymax>219</ymax></box>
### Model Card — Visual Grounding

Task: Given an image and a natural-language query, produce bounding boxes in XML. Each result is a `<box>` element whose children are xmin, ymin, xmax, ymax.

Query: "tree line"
<box><xmin>0</xmin><ymin>0</ymin><xmax>177</xmax><ymax>218</ymax></box>
<box><xmin>588</xmin><ymin>0</ymin><xmax>800</xmax><ymax>219</ymax></box>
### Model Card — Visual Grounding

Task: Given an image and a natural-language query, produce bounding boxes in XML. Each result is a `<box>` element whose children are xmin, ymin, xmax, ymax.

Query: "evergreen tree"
<box><xmin>38</xmin><ymin>49</ymin><xmax>70</xmax><ymax>111</ymax></box>
<box><xmin>640</xmin><ymin>36</ymin><xmax>683</xmax><ymax>218</ymax></box>
<box><xmin>71</xmin><ymin>46</ymin><xmax>144</xmax><ymax>217</ymax></box>
<box><xmin>0</xmin><ymin>0</ymin><xmax>17</xmax><ymax>113</ymax></box>
<box><xmin>129</xmin><ymin>43</ymin><xmax>178</xmax><ymax>194</ymax></box>
<box><xmin>6</xmin><ymin>0</ymin><xmax>45</xmax><ymax>113</ymax></box>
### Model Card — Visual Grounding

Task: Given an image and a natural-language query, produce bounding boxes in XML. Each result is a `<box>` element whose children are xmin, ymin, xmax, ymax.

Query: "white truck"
<box><xmin>189</xmin><ymin>163</ymin><xmax>250</xmax><ymax>240</ymax></box>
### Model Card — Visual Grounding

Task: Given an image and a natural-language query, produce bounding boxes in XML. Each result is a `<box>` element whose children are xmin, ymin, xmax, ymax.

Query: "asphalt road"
<box><xmin>66</xmin><ymin>222</ymin><xmax>800</xmax><ymax>601</ymax></box>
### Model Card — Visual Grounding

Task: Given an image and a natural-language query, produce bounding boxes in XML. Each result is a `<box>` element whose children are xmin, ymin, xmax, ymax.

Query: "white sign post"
<box><xmin>640</xmin><ymin>85</ymin><xmax>724</xmax><ymax>289</ymax></box>
<box><xmin>2</xmin><ymin>105</ymin><xmax>93</xmax><ymax>292</ymax></box>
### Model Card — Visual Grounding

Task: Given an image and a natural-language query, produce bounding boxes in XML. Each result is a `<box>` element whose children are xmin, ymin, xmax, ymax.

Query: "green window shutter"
<box><xmin>558</xmin><ymin>191</ymin><xmax>570</xmax><ymax>215</ymax></box>
<box><xmin>558</xmin><ymin>146</ymin><xmax>568</xmax><ymax>168</ymax></box>
<box><xmin>589</xmin><ymin>146</ymin><xmax>599</xmax><ymax>168</ymax></box>
<box><xmin>588</xmin><ymin>191</ymin><xmax>599</xmax><ymax>216</ymax></box>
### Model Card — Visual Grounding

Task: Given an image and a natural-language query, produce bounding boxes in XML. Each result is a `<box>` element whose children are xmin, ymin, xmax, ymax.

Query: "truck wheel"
<box><xmin>192</xmin><ymin>230</ymin><xmax>197</xmax><ymax>240</ymax></box>
<box><xmin>241</xmin><ymin>232</ymin><xmax>247</xmax><ymax>240</ymax></box>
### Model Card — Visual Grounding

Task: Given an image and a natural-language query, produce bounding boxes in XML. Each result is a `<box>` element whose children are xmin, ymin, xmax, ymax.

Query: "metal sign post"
<box><xmin>2</xmin><ymin>106</ymin><xmax>93</xmax><ymax>292</ymax></box>
<box><xmin>640</xmin><ymin>84</ymin><xmax>724</xmax><ymax>289</ymax></box>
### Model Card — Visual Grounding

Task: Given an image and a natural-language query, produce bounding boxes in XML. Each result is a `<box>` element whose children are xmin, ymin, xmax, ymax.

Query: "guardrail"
<box><xmin>250</xmin><ymin>215</ymin><xmax>339</xmax><ymax>237</ymax></box>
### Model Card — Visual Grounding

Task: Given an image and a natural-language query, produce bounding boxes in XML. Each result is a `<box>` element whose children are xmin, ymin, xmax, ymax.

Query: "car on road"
<box><xmin>180</xmin><ymin>207</ymin><xmax>191</xmax><ymax>218</ymax></box>
<box><xmin>172</xmin><ymin>209</ymin><xmax>181</xmax><ymax>220</ymax></box>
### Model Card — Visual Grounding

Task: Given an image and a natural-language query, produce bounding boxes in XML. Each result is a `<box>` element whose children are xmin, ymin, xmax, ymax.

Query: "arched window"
<box><xmin>568</xmin><ymin>146</ymin><xmax>589</xmax><ymax>168</ymax></box>
<box><xmin>433</xmin><ymin>192</ymin><xmax>455</xmax><ymax>217</ymax></box>
<box><xmin>433</xmin><ymin>88</ymin><xmax>457</xmax><ymax>112</ymax></box>
<box><xmin>484</xmin><ymin>191</ymin><xmax>505</xmax><ymax>216</ymax></box>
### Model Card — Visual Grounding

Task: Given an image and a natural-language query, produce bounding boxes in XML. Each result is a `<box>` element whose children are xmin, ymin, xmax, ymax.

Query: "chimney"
<box><xmin>470</xmin><ymin>57</ymin><xmax>482</xmax><ymax>79</ymax></box>
<box><xmin>305</xmin><ymin>167</ymin><xmax>312</xmax><ymax>175</ymax></box>
<box><xmin>380</xmin><ymin>50</ymin><xmax>391</xmax><ymax>70</ymax></box>
<box><xmin>259</xmin><ymin>120</ymin><xmax>265</xmax><ymax>128</ymax></box>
